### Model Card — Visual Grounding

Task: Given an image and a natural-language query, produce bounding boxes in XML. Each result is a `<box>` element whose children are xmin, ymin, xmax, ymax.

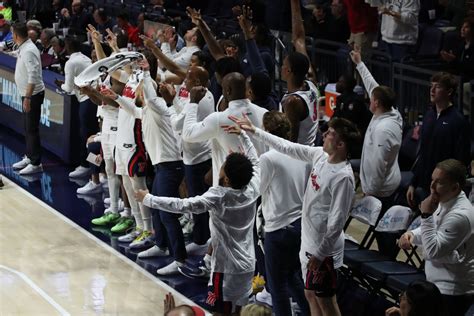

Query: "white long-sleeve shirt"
<box><xmin>171</xmin><ymin>89</ymin><xmax>214</xmax><ymax>165</ymax></box>
<box><xmin>61</xmin><ymin>52</ymin><xmax>92</xmax><ymax>102</ymax></box>
<box><xmin>14</xmin><ymin>39</ymin><xmax>45</xmax><ymax>96</ymax></box>
<box><xmin>160</xmin><ymin>43</ymin><xmax>200</xmax><ymax>70</ymax></box>
<box><xmin>254</xmin><ymin>128</ymin><xmax>355</xmax><ymax>268</ymax></box>
<box><xmin>117</xmin><ymin>71</ymin><xmax>182</xmax><ymax>165</ymax></box>
<box><xmin>260</xmin><ymin>149</ymin><xmax>311</xmax><ymax>232</ymax></box>
<box><xmin>375</xmin><ymin>0</ymin><xmax>420</xmax><ymax>45</ymax></box>
<box><xmin>182</xmin><ymin>98</ymin><xmax>267</xmax><ymax>186</ymax></box>
<box><xmin>411</xmin><ymin>191</ymin><xmax>474</xmax><ymax>296</ymax></box>
<box><xmin>143</xmin><ymin>132</ymin><xmax>259</xmax><ymax>274</ymax></box>
<box><xmin>357</xmin><ymin>62</ymin><xmax>402</xmax><ymax>197</ymax></box>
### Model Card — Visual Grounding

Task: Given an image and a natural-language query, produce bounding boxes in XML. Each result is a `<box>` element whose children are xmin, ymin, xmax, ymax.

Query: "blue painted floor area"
<box><xmin>0</xmin><ymin>125</ymin><xmax>209</xmax><ymax>307</ymax></box>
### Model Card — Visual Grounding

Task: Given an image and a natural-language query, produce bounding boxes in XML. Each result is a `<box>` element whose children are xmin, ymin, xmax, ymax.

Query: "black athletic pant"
<box><xmin>23</xmin><ymin>91</ymin><xmax>44</xmax><ymax>166</ymax></box>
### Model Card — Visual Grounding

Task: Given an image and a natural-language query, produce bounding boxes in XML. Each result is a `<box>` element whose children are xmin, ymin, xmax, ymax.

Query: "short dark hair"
<box><xmin>65</xmin><ymin>35</ymin><xmax>81</xmax><ymax>52</ymax></box>
<box><xmin>286</xmin><ymin>52</ymin><xmax>309</xmax><ymax>86</ymax></box>
<box><xmin>263</xmin><ymin>111</ymin><xmax>291</xmax><ymax>140</ymax></box>
<box><xmin>249</xmin><ymin>72</ymin><xmax>272</xmax><ymax>100</ymax></box>
<box><xmin>224</xmin><ymin>152</ymin><xmax>254</xmax><ymax>189</ymax></box>
<box><xmin>117</xmin><ymin>11</ymin><xmax>129</xmax><ymax>21</ymax></box>
<box><xmin>96</xmin><ymin>7</ymin><xmax>108</xmax><ymax>21</ymax></box>
<box><xmin>405</xmin><ymin>280</ymin><xmax>447</xmax><ymax>316</ymax></box>
<box><xmin>435</xmin><ymin>159</ymin><xmax>467</xmax><ymax>188</ymax></box>
<box><xmin>372</xmin><ymin>85</ymin><xmax>396</xmax><ymax>110</ymax></box>
<box><xmin>12</xmin><ymin>22</ymin><xmax>28</xmax><ymax>39</ymax></box>
<box><xmin>328</xmin><ymin>117</ymin><xmax>361</xmax><ymax>159</ymax></box>
<box><xmin>215</xmin><ymin>56</ymin><xmax>241</xmax><ymax>77</ymax></box>
<box><xmin>195</xmin><ymin>29</ymin><xmax>205</xmax><ymax>49</ymax></box>
<box><xmin>430</xmin><ymin>72</ymin><xmax>458</xmax><ymax>98</ymax></box>
<box><xmin>116</xmin><ymin>31</ymin><xmax>128</xmax><ymax>49</ymax></box>
<box><xmin>192</xmin><ymin>51</ymin><xmax>212</xmax><ymax>71</ymax></box>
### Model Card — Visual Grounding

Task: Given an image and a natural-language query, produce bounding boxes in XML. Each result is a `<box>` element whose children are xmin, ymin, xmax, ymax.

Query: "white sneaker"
<box><xmin>19</xmin><ymin>164</ymin><xmax>43</xmax><ymax>175</ymax></box>
<box><xmin>69</xmin><ymin>166</ymin><xmax>90</xmax><ymax>178</ymax></box>
<box><xmin>77</xmin><ymin>181</ymin><xmax>103</xmax><ymax>194</ymax></box>
<box><xmin>186</xmin><ymin>242</ymin><xmax>209</xmax><ymax>256</ymax></box>
<box><xmin>137</xmin><ymin>245</ymin><xmax>169</xmax><ymax>258</ymax></box>
<box><xmin>118</xmin><ymin>228</ymin><xmax>142</xmax><ymax>243</ymax></box>
<box><xmin>104</xmin><ymin>197</ymin><xmax>111</xmax><ymax>205</ymax></box>
<box><xmin>256</xmin><ymin>288</ymin><xmax>272</xmax><ymax>307</ymax></box>
<box><xmin>99</xmin><ymin>174</ymin><xmax>107</xmax><ymax>184</ymax></box>
<box><xmin>13</xmin><ymin>156</ymin><xmax>31</xmax><ymax>170</ymax></box>
<box><xmin>157</xmin><ymin>261</ymin><xmax>183</xmax><ymax>275</ymax></box>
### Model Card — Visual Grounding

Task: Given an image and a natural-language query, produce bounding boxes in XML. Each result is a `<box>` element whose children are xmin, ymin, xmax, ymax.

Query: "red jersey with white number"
<box><xmin>280</xmin><ymin>80</ymin><xmax>320</xmax><ymax>146</ymax></box>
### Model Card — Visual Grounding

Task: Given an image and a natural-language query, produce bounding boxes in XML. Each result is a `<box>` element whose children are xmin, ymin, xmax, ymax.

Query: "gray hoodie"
<box><xmin>357</xmin><ymin>62</ymin><xmax>403</xmax><ymax>197</ymax></box>
<box><xmin>367</xmin><ymin>0</ymin><xmax>420</xmax><ymax>45</ymax></box>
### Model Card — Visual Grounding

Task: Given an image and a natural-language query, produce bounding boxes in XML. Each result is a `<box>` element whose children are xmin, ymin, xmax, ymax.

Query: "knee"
<box><xmin>304</xmin><ymin>289</ymin><xmax>317</xmax><ymax>304</ymax></box>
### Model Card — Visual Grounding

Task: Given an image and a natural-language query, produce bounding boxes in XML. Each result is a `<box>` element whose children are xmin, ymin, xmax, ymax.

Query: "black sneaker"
<box><xmin>178</xmin><ymin>260</ymin><xmax>210</xmax><ymax>279</ymax></box>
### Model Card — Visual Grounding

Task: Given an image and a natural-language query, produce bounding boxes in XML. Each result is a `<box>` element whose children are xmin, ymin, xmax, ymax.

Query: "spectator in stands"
<box><xmin>93</xmin><ymin>8</ymin><xmax>115</xmax><ymax>39</ymax></box>
<box><xmin>28</xmin><ymin>28</ymin><xmax>42</xmax><ymax>50</ymax></box>
<box><xmin>406</xmin><ymin>72</ymin><xmax>470</xmax><ymax>208</ymax></box>
<box><xmin>0</xmin><ymin>0</ymin><xmax>13</xmax><ymax>21</ymax></box>
<box><xmin>0</xmin><ymin>18</ymin><xmax>12</xmax><ymax>43</ymax></box>
<box><xmin>399</xmin><ymin>159</ymin><xmax>474</xmax><ymax>316</ymax></box>
<box><xmin>332</xmin><ymin>73</ymin><xmax>371</xmax><ymax>143</ymax></box>
<box><xmin>231</xmin><ymin>114</ymin><xmax>360</xmax><ymax>316</ymax></box>
<box><xmin>375</xmin><ymin>0</ymin><xmax>420</xmax><ymax>61</ymax></box>
<box><xmin>40</xmin><ymin>28</ymin><xmax>56</xmax><ymax>68</ymax></box>
<box><xmin>116</xmin><ymin>11</ymin><xmax>141</xmax><ymax>47</ymax></box>
<box><xmin>50</xmin><ymin>36</ymin><xmax>67</xmax><ymax>73</ymax></box>
<box><xmin>385</xmin><ymin>280</ymin><xmax>447</xmax><ymax>316</ymax></box>
<box><xmin>438</xmin><ymin>0</ymin><xmax>467</xmax><ymax>29</ymax></box>
<box><xmin>11</xmin><ymin>22</ymin><xmax>45</xmax><ymax>175</ymax></box>
<box><xmin>258</xmin><ymin>111</ymin><xmax>311</xmax><ymax>316</ymax></box>
<box><xmin>343</xmin><ymin>0</ymin><xmax>378</xmax><ymax>58</ymax></box>
<box><xmin>306</xmin><ymin>0</ymin><xmax>350</xmax><ymax>43</ymax></box>
<box><xmin>440</xmin><ymin>17</ymin><xmax>474</xmax><ymax>114</ymax></box>
<box><xmin>26</xmin><ymin>20</ymin><xmax>42</xmax><ymax>33</ymax></box>
<box><xmin>59</xmin><ymin>0</ymin><xmax>93</xmax><ymax>41</ymax></box>
<box><xmin>54</xmin><ymin>36</ymin><xmax>98</xmax><ymax>178</ymax></box>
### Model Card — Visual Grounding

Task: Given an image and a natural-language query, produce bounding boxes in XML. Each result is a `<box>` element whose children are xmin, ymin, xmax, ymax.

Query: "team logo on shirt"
<box><xmin>122</xmin><ymin>85</ymin><xmax>136</xmax><ymax>99</ymax></box>
<box><xmin>310</xmin><ymin>172</ymin><xmax>320</xmax><ymax>191</ymax></box>
<box><xmin>206</xmin><ymin>291</ymin><xmax>217</xmax><ymax>306</ymax></box>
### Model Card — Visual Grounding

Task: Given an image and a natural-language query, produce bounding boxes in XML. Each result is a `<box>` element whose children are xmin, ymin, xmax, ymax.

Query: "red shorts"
<box><xmin>303</xmin><ymin>256</ymin><xmax>338</xmax><ymax>297</ymax></box>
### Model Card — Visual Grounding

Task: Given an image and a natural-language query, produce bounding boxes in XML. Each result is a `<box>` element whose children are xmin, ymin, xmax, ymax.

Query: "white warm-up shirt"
<box><xmin>143</xmin><ymin>132</ymin><xmax>259</xmax><ymax>274</ymax></box>
<box><xmin>182</xmin><ymin>98</ymin><xmax>267</xmax><ymax>186</ymax></box>
<box><xmin>260</xmin><ymin>149</ymin><xmax>311</xmax><ymax>232</ymax></box>
<box><xmin>254</xmin><ymin>128</ymin><xmax>355</xmax><ymax>268</ymax></box>
<box><xmin>61</xmin><ymin>52</ymin><xmax>92</xmax><ymax>102</ymax></box>
<box><xmin>161</xmin><ymin>43</ymin><xmax>200</xmax><ymax>70</ymax></box>
<box><xmin>411</xmin><ymin>191</ymin><xmax>474</xmax><ymax>296</ymax></box>
<box><xmin>117</xmin><ymin>71</ymin><xmax>182</xmax><ymax>165</ymax></box>
<box><xmin>357</xmin><ymin>62</ymin><xmax>402</xmax><ymax>197</ymax></box>
<box><xmin>172</xmin><ymin>89</ymin><xmax>214</xmax><ymax>165</ymax></box>
<box><xmin>14</xmin><ymin>39</ymin><xmax>45</xmax><ymax>96</ymax></box>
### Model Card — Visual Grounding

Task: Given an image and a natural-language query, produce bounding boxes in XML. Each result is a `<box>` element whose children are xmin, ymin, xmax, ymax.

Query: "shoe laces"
<box><xmin>134</xmin><ymin>230</ymin><xmax>152</xmax><ymax>242</ymax></box>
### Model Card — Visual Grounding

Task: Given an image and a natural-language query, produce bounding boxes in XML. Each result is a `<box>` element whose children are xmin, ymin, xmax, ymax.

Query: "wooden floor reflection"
<box><xmin>0</xmin><ymin>178</ymin><xmax>198</xmax><ymax>315</ymax></box>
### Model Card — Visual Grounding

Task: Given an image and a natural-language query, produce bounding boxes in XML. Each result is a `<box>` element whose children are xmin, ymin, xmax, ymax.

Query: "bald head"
<box><xmin>185</xmin><ymin>66</ymin><xmax>209</xmax><ymax>91</ymax></box>
<box><xmin>222</xmin><ymin>72</ymin><xmax>246</xmax><ymax>102</ymax></box>
<box><xmin>165</xmin><ymin>306</ymin><xmax>195</xmax><ymax>316</ymax></box>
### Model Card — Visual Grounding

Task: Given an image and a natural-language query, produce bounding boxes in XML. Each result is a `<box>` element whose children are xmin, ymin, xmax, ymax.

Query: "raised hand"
<box><xmin>140</xmin><ymin>35</ymin><xmax>157</xmax><ymax>51</ymax></box>
<box><xmin>163</xmin><ymin>292</ymin><xmax>176</xmax><ymax>313</ymax></box>
<box><xmin>349</xmin><ymin>44</ymin><xmax>362</xmax><ymax>65</ymax></box>
<box><xmin>159</xmin><ymin>83</ymin><xmax>176</xmax><ymax>104</ymax></box>
<box><xmin>186</xmin><ymin>7</ymin><xmax>202</xmax><ymax>26</ymax></box>
<box><xmin>222</xmin><ymin>124</ymin><xmax>242</xmax><ymax>135</ymax></box>
<box><xmin>237</xmin><ymin>5</ymin><xmax>255</xmax><ymax>40</ymax></box>
<box><xmin>189</xmin><ymin>86</ymin><xmax>207</xmax><ymax>104</ymax></box>
<box><xmin>105</xmin><ymin>28</ymin><xmax>118</xmax><ymax>49</ymax></box>
<box><xmin>228</xmin><ymin>113</ymin><xmax>256</xmax><ymax>134</ymax></box>
<box><xmin>86</xmin><ymin>24</ymin><xmax>101</xmax><ymax>42</ymax></box>
<box><xmin>137</xmin><ymin>58</ymin><xmax>150</xmax><ymax>71</ymax></box>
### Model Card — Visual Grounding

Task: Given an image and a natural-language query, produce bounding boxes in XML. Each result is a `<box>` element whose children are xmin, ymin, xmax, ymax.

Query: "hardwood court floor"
<box><xmin>0</xmin><ymin>178</ymin><xmax>200</xmax><ymax>316</ymax></box>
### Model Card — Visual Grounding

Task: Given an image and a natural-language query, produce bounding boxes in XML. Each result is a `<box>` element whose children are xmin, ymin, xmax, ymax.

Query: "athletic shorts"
<box><xmin>300</xmin><ymin>253</ymin><xmax>338</xmax><ymax>297</ymax></box>
<box><xmin>205</xmin><ymin>271</ymin><xmax>252</xmax><ymax>313</ymax></box>
<box><xmin>114</xmin><ymin>147</ymin><xmax>146</xmax><ymax>177</ymax></box>
<box><xmin>100</xmin><ymin>134</ymin><xmax>117</xmax><ymax>160</ymax></box>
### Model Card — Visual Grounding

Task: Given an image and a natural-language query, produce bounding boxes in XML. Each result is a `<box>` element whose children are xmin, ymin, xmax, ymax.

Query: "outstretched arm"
<box><xmin>290</xmin><ymin>0</ymin><xmax>316</xmax><ymax>82</ymax></box>
<box><xmin>187</xmin><ymin>7</ymin><xmax>226</xmax><ymax>61</ymax></box>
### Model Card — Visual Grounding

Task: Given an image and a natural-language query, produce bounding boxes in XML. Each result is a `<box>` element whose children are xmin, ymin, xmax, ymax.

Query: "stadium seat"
<box><xmin>385</xmin><ymin>272</ymin><xmax>426</xmax><ymax>293</ymax></box>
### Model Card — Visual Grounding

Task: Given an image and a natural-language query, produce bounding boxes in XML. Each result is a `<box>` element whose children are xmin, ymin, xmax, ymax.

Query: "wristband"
<box><xmin>421</xmin><ymin>212</ymin><xmax>433</xmax><ymax>219</ymax></box>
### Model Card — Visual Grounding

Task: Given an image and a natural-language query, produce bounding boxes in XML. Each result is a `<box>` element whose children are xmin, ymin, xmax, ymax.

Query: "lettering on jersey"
<box><xmin>178</xmin><ymin>86</ymin><xmax>189</xmax><ymax>99</ymax></box>
<box><xmin>310</xmin><ymin>171</ymin><xmax>320</xmax><ymax>191</ymax></box>
<box><xmin>122</xmin><ymin>85</ymin><xmax>136</xmax><ymax>99</ymax></box>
